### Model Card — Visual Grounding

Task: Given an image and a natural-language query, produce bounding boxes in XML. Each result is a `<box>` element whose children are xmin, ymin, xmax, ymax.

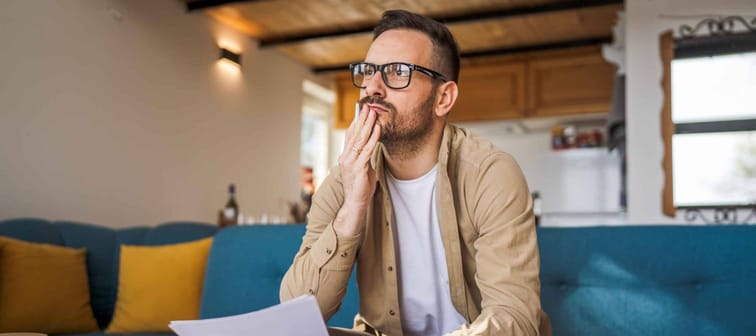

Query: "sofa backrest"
<box><xmin>10</xmin><ymin>218</ymin><xmax>751</xmax><ymax>334</ymax></box>
<box><xmin>537</xmin><ymin>225</ymin><xmax>756</xmax><ymax>336</ymax></box>
<box><xmin>0</xmin><ymin>218</ymin><xmax>217</xmax><ymax>329</ymax></box>
<box><xmin>200</xmin><ymin>224</ymin><xmax>360</xmax><ymax>328</ymax></box>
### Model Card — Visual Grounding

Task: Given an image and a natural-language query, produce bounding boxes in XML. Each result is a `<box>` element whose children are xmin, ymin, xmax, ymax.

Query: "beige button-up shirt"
<box><xmin>281</xmin><ymin>124</ymin><xmax>546</xmax><ymax>335</ymax></box>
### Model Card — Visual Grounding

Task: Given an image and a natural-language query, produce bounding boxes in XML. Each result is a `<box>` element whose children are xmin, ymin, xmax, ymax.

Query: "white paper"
<box><xmin>169</xmin><ymin>295</ymin><xmax>328</xmax><ymax>336</ymax></box>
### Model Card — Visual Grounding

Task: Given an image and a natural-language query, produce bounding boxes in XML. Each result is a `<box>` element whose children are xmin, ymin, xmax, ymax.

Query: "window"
<box><xmin>671</xmin><ymin>52</ymin><xmax>756</xmax><ymax>207</ymax></box>
<box><xmin>301</xmin><ymin>80</ymin><xmax>335</xmax><ymax>191</ymax></box>
<box><xmin>661</xmin><ymin>27</ymin><xmax>756</xmax><ymax>218</ymax></box>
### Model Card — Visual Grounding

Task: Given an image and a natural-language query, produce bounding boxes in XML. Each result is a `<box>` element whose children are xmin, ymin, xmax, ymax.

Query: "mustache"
<box><xmin>358</xmin><ymin>96</ymin><xmax>396</xmax><ymax>113</ymax></box>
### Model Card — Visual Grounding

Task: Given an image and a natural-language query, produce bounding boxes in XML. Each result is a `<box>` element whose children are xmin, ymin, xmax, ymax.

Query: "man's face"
<box><xmin>360</xmin><ymin>29</ymin><xmax>438</xmax><ymax>146</ymax></box>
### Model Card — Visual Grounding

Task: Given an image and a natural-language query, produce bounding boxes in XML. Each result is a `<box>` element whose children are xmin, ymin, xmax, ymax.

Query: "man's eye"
<box><xmin>395</xmin><ymin>68</ymin><xmax>409</xmax><ymax>76</ymax></box>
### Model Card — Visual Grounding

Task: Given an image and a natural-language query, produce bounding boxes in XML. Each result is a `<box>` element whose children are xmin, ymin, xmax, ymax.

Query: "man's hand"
<box><xmin>333</xmin><ymin>105</ymin><xmax>381</xmax><ymax>237</ymax></box>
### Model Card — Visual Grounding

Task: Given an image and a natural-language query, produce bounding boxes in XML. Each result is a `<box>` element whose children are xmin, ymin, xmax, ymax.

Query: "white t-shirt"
<box><xmin>386</xmin><ymin>164</ymin><xmax>467</xmax><ymax>336</ymax></box>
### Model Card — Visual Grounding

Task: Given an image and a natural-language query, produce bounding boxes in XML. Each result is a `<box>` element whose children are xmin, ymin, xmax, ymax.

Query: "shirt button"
<box><xmin>308</xmin><ymin>289</ymin><xmax>314</xmax><ymax>295</ymax></box>
<box><xmin>387</xmin><ymin>266</ymin><xmax>393</xmax><ymax>272</ymax></box>
<box><xmin>326</xmin><ymin>248</ymin><xmax>332</xmax><ymax>254</ymax></box>
<box><xmin>340</xmin><ymin>251</ymin><xmax>348</xmax><ymax>257</ymax></box>
<box><xmin>389</xmin><ymin>309</ymin><xmax>395</xmax><ymax>316</ymax></box>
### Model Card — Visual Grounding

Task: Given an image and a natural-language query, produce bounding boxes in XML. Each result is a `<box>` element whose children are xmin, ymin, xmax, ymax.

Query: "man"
<box><xmin>281</xmin><ymin>9</ymin><xmax>549</xmax><ymax>336</ymax></box>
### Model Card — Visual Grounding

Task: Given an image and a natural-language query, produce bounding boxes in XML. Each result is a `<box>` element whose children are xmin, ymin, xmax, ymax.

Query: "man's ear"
<box><xmin>434</xmin><ymin>81</ymin><xmax>459</xmax><ymax>118</ymax></box>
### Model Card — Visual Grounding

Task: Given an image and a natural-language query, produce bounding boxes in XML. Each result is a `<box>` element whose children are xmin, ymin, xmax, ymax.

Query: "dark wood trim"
<box><xmin>260</xmin><ymin>0</ymin><xmax>623</xmax><ymax>47</ymax></box>
<box><xmin>677</xmin><ymin>204</ymin><xmax>756</xmax><ymax>210</ymax></box>
<box><xmin>461</xmin><ymin>36</ymin><xmax>612</xmax><ymax>58</ymax></box>
<box><xmin>675</xmin><ymin>31</ymin><xmax>756</xmax><ymax>59</ymax></box>
<box><xmin>186</xmin><ymin>0</ymin><xmax>267</xmax><ymax>12</ymax></box>
<box><xmin>313</xmin><ymin>64</ymin><xmax>350</xmax><ymax>74</ymax></box>
<box><xmin>312</xmin><ymin>36</ymin><xmax>612</xmax><ymax>73</ymax></box>
<box><xmin>675</xmin><ymin>119</ymin><xmax>756</xmax><ymax>134</ymax></box>
<box><xmin>660</xmin><ymin>30</ymin><xmax>676</xmax><ymax>218</ymax></box>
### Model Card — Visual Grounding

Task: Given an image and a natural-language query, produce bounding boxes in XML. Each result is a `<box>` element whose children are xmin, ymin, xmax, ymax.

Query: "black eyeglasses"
<box><xmin>349</xmin><ymin>62</ymin><xmax>448</xmax><ymax>90</ymax></box>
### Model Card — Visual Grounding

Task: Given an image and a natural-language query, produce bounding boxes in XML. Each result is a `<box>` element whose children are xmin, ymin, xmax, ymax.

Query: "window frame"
<box><xmin>661</xmin><ymin>29</ymin><xmax>756</xmax><ymax>217</ymax></box>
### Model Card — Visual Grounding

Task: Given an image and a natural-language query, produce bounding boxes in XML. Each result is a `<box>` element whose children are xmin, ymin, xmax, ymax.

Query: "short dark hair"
<box><xmin>373</xmin><ymin>10</ymin><xmax>460</xmax><ymax>83</ymax></box>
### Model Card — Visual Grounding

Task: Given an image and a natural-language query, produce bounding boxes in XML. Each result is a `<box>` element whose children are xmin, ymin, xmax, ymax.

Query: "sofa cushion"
<box><xmin>82</xmin><ymin>221</ymin><xmax>216</xmax><ymax>328</ymax></box>
<box><xmin>538</xmin><ymin>225</ymin><xmax>756</xmax><ymax>336</ymax></box>
<box><xmin>200</xmin><ymin>224</ymin><xmax>359</xmax><ymax>328</ymax></box>
<box><xmin>106</xmin><ymin>237</ymin><xmax>213</xmax><ymax>333</ymax></box>
<box><xmin>200</xmin><ymin>225</ymin><xmax>305</xmax><ymax>318</ymax></box>
<box><xmin>0</xmin><ymin>236</ymin><xmax>99</xmax><ymax>334</ymax></box>
<box><xmin>0</xmin><ymin>218</ymin><xmax>218</xmax><ymax>330</ymax></box>
<box><xmin>53</xmin><ymin>220</ymin><xmax>216</xmax><ymax>329</ymax></box>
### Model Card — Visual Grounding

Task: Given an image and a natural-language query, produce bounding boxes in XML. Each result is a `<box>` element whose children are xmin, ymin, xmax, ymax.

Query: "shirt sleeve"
<box><xmin>279</xmin><ymin>166</ymin><xmax>362</xmax><ymax>320</ymax></box>
<box><xmin>447</xmin><ymin>153</ymin><xmax>543</xmax><ymax>335</ymax></box>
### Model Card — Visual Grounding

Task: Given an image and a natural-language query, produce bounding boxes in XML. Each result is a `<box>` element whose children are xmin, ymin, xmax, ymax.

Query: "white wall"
<box><xmin>454</xmin><ymin>121</ymin><xmax>553</xmax><ymax>194</ymax></box>
<box><xmin>457</xmin><ymin>119</ymin><xmax>623</xmax><ymax>216</ymax></box>
<box><xmin>625</xmin><ymin>0</ymin><xmax>756</xmax><ymax>223</ymax></box>
<box><xmin>0</xmin><ymin>0</ymin><xmax>309</xmax><ymax>227</ymax></box>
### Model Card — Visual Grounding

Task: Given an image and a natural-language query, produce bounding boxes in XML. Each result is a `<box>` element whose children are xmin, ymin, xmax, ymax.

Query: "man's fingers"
<box><xmin>345</xmin><ymin>107</ymin><xmax>359</xmax><ymax>141</ymax></box>
<box><xmin>355</xmin><ymin>102</ymin><xmax>369</xmax><ymax>128</ymax></box>
<box><xmin>344</xmin><ymin>103</ymin><xmax>369</xmax><ymax>153</ymax></box>
<box><xmin>359</xmin><ymin>124</ymin><xmax>381</xmax><ymax>162</ymax></box>
<box><xmin>355</xmin><ymin>109</ymin><xmax>377</xmax><ymax>148</ymax></box>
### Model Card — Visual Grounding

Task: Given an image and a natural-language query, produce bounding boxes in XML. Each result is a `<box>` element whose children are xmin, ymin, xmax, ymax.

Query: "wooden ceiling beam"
<box><xmin>186</xmin><ymin>0</ymin><xmax>268</xmax><ymax>12</ymax></box>
<box><xmin>312</xmin><ymin>36</ymin><xmax>612</xmax><ymax>73</ymax></box>
<box><xmin>461</xmin><ymin>36</ymin><xmax>612</xmax><ymax>58</ymax></box>
<box><xmin>261</xmin><ymin>0</ymin><xmax>622</xmax><ymax>47</ymax></box>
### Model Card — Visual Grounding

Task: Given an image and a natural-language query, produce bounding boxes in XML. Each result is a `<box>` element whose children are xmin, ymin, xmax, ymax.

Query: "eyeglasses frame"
<box><xmin>349</xmin><ymin>62</ymin><xmax>448</xmax><ymax>90</ymax></box>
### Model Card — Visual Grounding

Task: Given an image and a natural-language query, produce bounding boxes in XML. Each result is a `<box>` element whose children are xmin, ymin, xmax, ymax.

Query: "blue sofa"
<box><xmin>538</xmin><ymin>225</ymin><xmax>756</xmax><ymax>336</ymax></box>
<box><xmin>2</xmin><ymin>219</ymin><xmax>755</xmax><ymax>335</ymax></box>
<box><xmin>0</xmin><ymin>219</ymin><xmax>357</xmax><ymax>335</ymax></box>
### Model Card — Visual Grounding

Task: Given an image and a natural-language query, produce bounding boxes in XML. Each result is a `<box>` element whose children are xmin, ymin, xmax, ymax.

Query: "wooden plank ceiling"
<box><xmin>185</xmin><ymin>0</ymin><xmax>622</xmax><ymax>71</ymax></box>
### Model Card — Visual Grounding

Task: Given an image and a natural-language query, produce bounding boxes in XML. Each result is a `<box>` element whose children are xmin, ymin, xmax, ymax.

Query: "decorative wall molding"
<box><xmin>682</xmin><ymin>207</ymin><xmax>756</xmax><ymax>224</ymax></box>
<box><xmin>679</xmin><ymin>16</ymin><xmax>756</xmax><ymax>38</ymax></box>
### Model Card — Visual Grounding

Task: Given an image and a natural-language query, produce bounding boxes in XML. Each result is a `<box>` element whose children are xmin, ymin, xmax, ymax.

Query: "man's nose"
<box><xmin>363</xmin><ymin>72</ymin><xmax>386</xmax><ymax>98</ymax></box>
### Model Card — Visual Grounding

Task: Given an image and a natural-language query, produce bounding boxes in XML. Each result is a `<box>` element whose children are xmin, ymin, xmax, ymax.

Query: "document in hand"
<box><xmin>169</xmin><ymin>295</ymin><xmax>328</xmax><ymax>336</ymax></box>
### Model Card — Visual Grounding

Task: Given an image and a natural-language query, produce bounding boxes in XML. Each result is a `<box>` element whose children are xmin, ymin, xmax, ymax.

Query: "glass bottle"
<box><xmin>220</xmin><ymin>184</ymin><xmax>239</xmax><ymax>227</ymax></box>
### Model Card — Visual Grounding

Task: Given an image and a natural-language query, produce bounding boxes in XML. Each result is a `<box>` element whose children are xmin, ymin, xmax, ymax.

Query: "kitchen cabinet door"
<box><xmin>334</xmin><ymin>75</ymin><xmax>361</xmax><ymax>129</ymax></box>
<box><xmin>527</xmin><ymin>53</ymin><xmax>615</xmax><ymax>118</ymax></box>
<box><xmin>450</xmin><ymin>63</ymin><xmax>527</xmax><ymax>122</ymax></box>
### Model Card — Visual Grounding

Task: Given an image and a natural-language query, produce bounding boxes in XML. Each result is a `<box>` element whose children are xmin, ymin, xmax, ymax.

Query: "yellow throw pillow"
<box><xmin>0</xmin><ymin>237</ymin><xmax>99</xmax><ymax>334</ymax></box>
<box><xmin>106</xmin><ymin>237</ymin><xmax>213</xmax><ymax>333</ymax></box>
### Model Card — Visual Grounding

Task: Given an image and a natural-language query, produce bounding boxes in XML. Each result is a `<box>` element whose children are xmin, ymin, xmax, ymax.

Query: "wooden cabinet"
<box><xmin>526</xmin><ymin>53</ymin><xmax>615</xmax><ymax>118</ymax></box>
<box><xmin>449</xmin><ymin>63</ymin><xmax>526</xmax><ymax>122</ymax></box>
<box><xmin>451</xmin><ymin>50</ymin><xmax>615</xmax><ymax>121</ymax></box>
<box><xmin>333</xmin><ymin>74</ymin><xmax>360</xmax><ymax>129</ymax></box>
<box><xmin>330</xmin><ymin>49</ymin><xmax>615</xmax><ymax>127</ymax></box>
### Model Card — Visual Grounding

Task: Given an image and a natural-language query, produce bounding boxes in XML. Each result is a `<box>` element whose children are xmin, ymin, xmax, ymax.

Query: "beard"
<box><xmin>358</xmin><ymin>88</ymin><xmax>436</xmax><ymax>156</ymax></box>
